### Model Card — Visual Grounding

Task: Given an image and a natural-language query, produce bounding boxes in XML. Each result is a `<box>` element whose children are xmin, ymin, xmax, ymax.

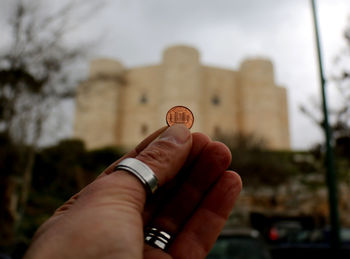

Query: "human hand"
<box><xmin>24</xmin><ymin>124</ymin><xmax>242</xmax><ymax>259</ymax></box>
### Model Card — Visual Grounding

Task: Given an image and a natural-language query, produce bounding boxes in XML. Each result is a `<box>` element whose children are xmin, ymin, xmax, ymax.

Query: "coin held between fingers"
<box><xmin>166</xmin><ymin>106</ymin><xmax>194</xmax><ymax>129</ymax></box>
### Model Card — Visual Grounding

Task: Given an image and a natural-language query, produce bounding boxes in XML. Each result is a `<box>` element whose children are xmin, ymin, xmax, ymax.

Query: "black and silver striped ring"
<box><xmin>144</xmin><ymin>227</ymin><xmax>172</xmax><ymax>251</ymax></box>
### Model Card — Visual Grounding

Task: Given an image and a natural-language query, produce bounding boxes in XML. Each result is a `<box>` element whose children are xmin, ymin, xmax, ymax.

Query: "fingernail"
<box><xmin>159</xmin><ymin>124</ymin><xmax>190</xmax><ymax>144</ymax></box>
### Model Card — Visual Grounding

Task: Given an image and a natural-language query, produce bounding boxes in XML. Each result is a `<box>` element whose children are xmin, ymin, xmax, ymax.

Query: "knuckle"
<box><xmin>137</xmin><ymin>140</ymin><xmax>174</xmax><ymax>169</ymax></box>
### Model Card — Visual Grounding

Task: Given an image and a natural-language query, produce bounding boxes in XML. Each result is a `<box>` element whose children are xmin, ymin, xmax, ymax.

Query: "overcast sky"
<box><xmin>2</xmin><ymin>0</ymin><xmax>349</xmax><ymax>149</ymax></box>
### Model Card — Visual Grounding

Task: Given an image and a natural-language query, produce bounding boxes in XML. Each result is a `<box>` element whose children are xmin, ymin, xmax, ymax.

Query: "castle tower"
<box><xmin>161</xmin><ymin>46</ymin><xmax>203</xmax><ymax>132</ymax></box>
<box><xmin>201</xmin><ymin>65</ymin><xmax>239</xmax><ymax>137</ymax></box>
<box><xmin>238</xmin><ymin>59</ymin><xmax>290</xmax><ymax>149</ymax></box>
<box><xmin>74</xmin><ymin>59</ymin><xmax>124</xmax><ymax>149</ymax></box>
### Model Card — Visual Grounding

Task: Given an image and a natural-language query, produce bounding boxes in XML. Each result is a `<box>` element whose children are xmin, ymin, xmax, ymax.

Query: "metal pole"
<box><xmin>310</xmin><ymin>0</ymin><xmax>340</xmax><ymax>249</ymax></box>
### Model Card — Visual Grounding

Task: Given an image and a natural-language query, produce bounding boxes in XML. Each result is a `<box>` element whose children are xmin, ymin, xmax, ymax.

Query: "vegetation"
<box><xmin>0</xmin><ymin>136</ymin><xmax>124</xmax><ymax>258</ymax></box>
<box><xmin>0</xmin><ymin>1</ymin><xmax>102</xmax><ymax>256</ymax></box>
<box><xmin>216</xmin><ymin>133</ymin><xmax>319</xmax><ymax>187</ymax></box>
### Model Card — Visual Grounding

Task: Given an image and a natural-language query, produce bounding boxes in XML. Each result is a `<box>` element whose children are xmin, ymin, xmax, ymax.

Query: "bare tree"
<box><xmin>300</xmin><ymin>17</ymin><xmax>350</xmax><ymax>145</ymax></box>
<box><xmin>330</xmin><ymin>16</ymin><xmax>350</xmax><ymax>140</ymax></box>
<box><xmin>0</xmin><ymin>0</ymin><xmax>103</xmax><ymax>236</ymax></box>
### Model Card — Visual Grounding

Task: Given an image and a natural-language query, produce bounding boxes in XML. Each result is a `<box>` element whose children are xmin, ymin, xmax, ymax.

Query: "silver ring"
<box><xmin>114</xmin><ymin>158</ymin><xmax>158</xmax><ymax>195</ymax></box>
<box><xmin>144</xmin><ymin>227</ymin><xmax>172</xmax><ymax>250</ymax></box>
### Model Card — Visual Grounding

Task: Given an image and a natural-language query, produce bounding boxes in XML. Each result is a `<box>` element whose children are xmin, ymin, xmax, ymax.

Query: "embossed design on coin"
<box><xmin>166</xmin><ymin>106</ymin><xmax>194</xmax><ymax>129</ymax></box>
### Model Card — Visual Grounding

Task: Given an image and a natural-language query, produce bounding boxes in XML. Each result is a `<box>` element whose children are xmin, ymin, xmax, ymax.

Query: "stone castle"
<box><xmin>74</xmin><ymin>45</ymin><xmax>290</xmax><ymax>150</ymax></box>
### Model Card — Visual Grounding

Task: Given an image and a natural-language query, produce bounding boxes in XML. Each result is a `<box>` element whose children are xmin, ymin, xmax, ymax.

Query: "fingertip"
<box><xmin>158</xmin><ymin>124</ymin><xmax>191</xmax><ymax>145</ymax></box>
<box><xmin>208</xmin><ymin>141</ymin><xmax>232</xmax><ymax>169</ymax></box>
<box><xmin>192</xmin><ymin>132</ymin><xmax>211</xmax><ymax>142</ymax></box>
<box><xmin>225</xmin><ymin>170</ymin><xmax>243</xmax><ymax>191</ymax></box>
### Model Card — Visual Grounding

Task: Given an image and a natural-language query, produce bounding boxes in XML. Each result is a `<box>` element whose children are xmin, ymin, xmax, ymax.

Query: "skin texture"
<box><xmin>24</xmin><ymin>124</ymin><xmax>242</xmax><ymax>259</ymax></box>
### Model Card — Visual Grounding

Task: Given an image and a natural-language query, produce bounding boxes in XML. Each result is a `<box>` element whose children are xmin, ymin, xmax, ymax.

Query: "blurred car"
<box><xmin>268</xmin><ymin>220</ymin><xmax>303</xmax><ymax>243</ymax></box>
<box><xmin>309</xmin><ymin>227</ymin><xmax>350</xmax><ymax>245</ymax></box>
<box><xmin>207</xmin><ymin>228</ymin><xmax>272</xmax><ymax>259</ymax></box>
<box><xmin>269</xmin><ymin>227</ymin><xmax>350</xmax><ymax>259</ymax></box>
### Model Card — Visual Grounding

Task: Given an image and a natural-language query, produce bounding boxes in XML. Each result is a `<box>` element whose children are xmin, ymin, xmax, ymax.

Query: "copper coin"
<box><xmin>166</xmin><ymin>106</ymin><xmax>194</xmax><ymax>129</ymax></box>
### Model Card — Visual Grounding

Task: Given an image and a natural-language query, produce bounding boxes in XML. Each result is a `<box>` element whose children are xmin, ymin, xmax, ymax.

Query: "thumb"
<box><xmin>134</xmin><ymin>123</ymin><xmax>192</xmax><ymax>185</ymax></box>
<box><xmin>85</xmin><ymin>124</ymin><xmax>192</xmax><ymax>212</ymax></box>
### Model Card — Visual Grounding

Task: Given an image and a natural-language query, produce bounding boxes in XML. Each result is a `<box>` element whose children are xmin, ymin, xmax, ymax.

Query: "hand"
<box><xmin>24</xmin><ymin>124</ymin><xmax>242</xmax><ymax>259</ymax></box>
